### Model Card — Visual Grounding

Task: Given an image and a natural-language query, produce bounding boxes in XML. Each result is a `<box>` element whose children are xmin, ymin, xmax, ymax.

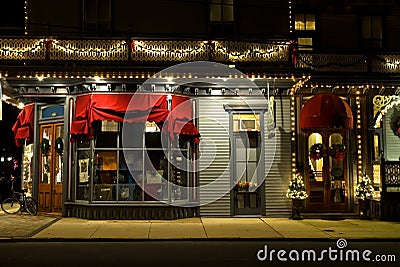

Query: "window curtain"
<box><xmin>70</xmin><ymin>93</ymin><xmax>200</xmax><ymax>143</ymax></box>
<box><xmin>12</xmin><ymin>104</ymin><xmax>35</xmax><ymax>147</ymax></box>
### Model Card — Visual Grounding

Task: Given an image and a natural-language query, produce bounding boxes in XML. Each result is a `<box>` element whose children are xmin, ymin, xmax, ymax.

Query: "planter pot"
<box><xmin>358</xmin><ymin>199</ymin><xmax>371</xmax><ymax>220</ymax></box>
<box><xmin>290</xmin><ymin>199</ymin><xmax>304</xmax><ymax>220</ymax></box>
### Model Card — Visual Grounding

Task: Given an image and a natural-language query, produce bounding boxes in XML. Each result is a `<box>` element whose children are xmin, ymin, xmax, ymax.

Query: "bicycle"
<box><xmin>1</xmin><ymin>188</ymin><xmax>38</xmax><ymax>215</ymax></box>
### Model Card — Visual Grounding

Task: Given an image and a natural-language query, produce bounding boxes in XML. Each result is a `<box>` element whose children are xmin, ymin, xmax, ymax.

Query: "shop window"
<box><xmin>308</xmin><ymin>133</ymin><xmax>323</xmax><ymax>182</ymax></box>
<box><xmin>77</xmin><ymin>120</ymin><xmax>193</xmax><ymax>203</ymax></box>
<box><xmin>361</xmin><ymin>15</ymin><xmax>382</xmax><ymax>49</ymax></box>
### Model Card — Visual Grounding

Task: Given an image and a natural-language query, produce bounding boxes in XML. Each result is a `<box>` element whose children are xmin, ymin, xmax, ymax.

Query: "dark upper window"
<box><xmin>361</xmin><ymin>15</ymin><xmax>382</xmax><ymax>49</ymax></box>
<box><xmin>209</xmin><ymin>0</ymin><xmax>235</xmax><ymax>39</ymax></box>
<box><xmin>83</xmin><ymin>0</ymin><xmax>112</xmax><ymax>34</ymax></box>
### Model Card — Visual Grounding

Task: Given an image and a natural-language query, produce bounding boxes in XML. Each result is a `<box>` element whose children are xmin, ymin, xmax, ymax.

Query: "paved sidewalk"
<box><xmin>30</xmin><ymin>217</ymin><xmax>400</xmax><ymax>240</ymax></box>
<box><xmin>0</xmin><ymin>212</ymin><xmax>60</xmax><ymax>238</ymax></box>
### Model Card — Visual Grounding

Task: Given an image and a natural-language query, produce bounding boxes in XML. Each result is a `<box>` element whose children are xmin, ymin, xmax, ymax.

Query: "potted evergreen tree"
<box><xmin>286</xmin><ymin>172</ymin><xmax>308</xmax><ymax>220</ymax></box>
<box><xmin>355</xmin><ymin>173</ymin><xmax>376</xmax><ymax>219</ymax></box>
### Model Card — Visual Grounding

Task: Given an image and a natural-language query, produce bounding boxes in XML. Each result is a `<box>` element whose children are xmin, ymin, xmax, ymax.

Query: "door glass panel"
<box><xmin>329</xmin><ymin>133</ymin><xmax>345</xmax><ymax>203</ymax></box>
<box><xmin>54</xmin><ymin>125</ymin><xmax>64</xmax><ymax>184</ymax></box>
<box><xmin>41</xmin><ymin>126</ymin><xmax>52</xmax><ymax>184</ymax></box>
<box><xmin>308</xmin><ymin>133</ymin><xmax>323</xmax><ymax>182</ymax></box>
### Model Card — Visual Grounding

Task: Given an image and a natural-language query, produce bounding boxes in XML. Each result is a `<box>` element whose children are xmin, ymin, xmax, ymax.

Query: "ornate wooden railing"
<box><xmin>296</xmin><ymin>52</ymin><xmax>400</xmax><ymax>73</ymax></box>
<box><xmin>0</xmin><ymin>37</ymin><xmax>289</xmax><ymax>63</ymax></box>
<box><xmin>380</xmin><ymin>158</ymin><xmax>400</xmax><ymax>221</ymax></box>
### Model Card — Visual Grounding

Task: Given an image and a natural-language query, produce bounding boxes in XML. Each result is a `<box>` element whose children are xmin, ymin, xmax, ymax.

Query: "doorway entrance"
<box><xmin>305</xmin><ymin>130</ymin><xmax>348</xmax><ymax>212</ymax></box>
<box><xmin>230</xmin><ymin>113</ymin><xmax>264</xmax><ymax>216</ymax></box>
<box><xmin>38</xmin><ymin>123</ymin><xmax>64</xmax><ymax>212</ymax></box>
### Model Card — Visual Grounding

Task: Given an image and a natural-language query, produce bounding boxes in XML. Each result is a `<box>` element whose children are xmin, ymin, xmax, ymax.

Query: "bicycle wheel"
<box><xmin>1</xmin><ymin>198</ymin><xmax>21</xmax><ymax>214</ymax></box>
<box><xmin>25</xmin><ymin>197</ymin><xmax>38</xmax><ymax>215</ymax></box>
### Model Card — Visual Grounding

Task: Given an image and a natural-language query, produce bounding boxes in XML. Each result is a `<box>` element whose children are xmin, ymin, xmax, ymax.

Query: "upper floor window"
<box><xmin>294</xmin><ymin>13</ymin><xmax>315</xmax><ymax>51</ymax></box>
<box><xmin>83</xmin><ymin>0</ymin><xmax>112</xmax><ymax>33</ymax></box>
<box><xmin>210</xmin><ymin>0</ymin><xmax>234</xmax><ymax>22</ymax></box>
<box><xmin>295</xmin><ymin>14</ymin><xmax>315</xmax><ymax>31</ymax></box>
<box><xmin>361</xmin><ymin>15</ymin><xmax>382</xmax><ymax>49</ymax></box>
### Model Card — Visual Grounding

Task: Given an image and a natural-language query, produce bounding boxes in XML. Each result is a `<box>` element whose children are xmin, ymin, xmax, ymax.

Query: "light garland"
<box><xmin>213</xmin><ymin>41</ymin><xmax>288</xmax><ymax>62</ymax></box>
<box><xmin>374</xmin><ymin>96</ymin><xmax>400</xmax><ymax>128</ymax></box>
<box><xmin>291</xmin><ymin>95</ymin><xmax>296</xmax><ymax>176</ymax></box>
<box><xmin>133</xmin><ymin>40</ymin><xmax>208</xmax><ymax>57</ymax></box>
<box><xmin>289</xmin><ymin>0</ymin><xmax>293</xmax><ymax>34</ymax></box>
<box><xmin>0</xmin><ymin>39</ymin><xmax>44</xmax><ymax>56</ymax></box>
<box><xmin>24</xmin><ymin>0</ymin><xmax>29</xmax><ymax>35</ymax></box>
<box><xmin>356</xmin><ymin>94</ymin><xmax>363</xmax><ymax>178</ymax></box>
<box><xmin>52</xmin><ymin>40</ymin><xmax>127</xmax><ymax>57</ymax></box>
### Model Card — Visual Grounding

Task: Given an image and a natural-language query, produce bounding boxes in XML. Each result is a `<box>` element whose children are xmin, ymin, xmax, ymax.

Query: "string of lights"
<box><xmin>133</xmin><ymin>40</ymin><xmax>208</xmax><ymax>56</ymax></box>
<box><xmin>52</xmin><ymin>40</ymin><xmax>127</xmax><ymax>57</ymax></box>
<box><xmin>213</xmin><ymin>41</ymin><xmax>288</xmax><ymax>61</ymax></box>
<box><xmin>0</xmin><ymin>39</ymin><xmax>44</xmax><ymax>56</ymax></box>
<box><xmin>24</xmin><ymin>0</ymin><xmax>29</xmax><ymax>35</ymax></box>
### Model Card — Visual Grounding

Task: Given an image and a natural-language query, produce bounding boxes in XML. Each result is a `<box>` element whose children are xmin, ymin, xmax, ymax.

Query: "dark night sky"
<box><xmin>0</xmin><ymin>1</ymin><xmax>24</xmax><ymax>29</ymax></box>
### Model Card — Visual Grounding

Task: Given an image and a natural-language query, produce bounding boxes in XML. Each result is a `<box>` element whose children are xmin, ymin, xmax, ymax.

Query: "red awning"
<box><xmin>300</xmin><ymin>94</ymin><xmax>353</xmax><ymax>130</ymax></box>
<box><xmin>12</xmin><ymin>104</ymin><xmax>35</xmax><ymax>147</ymax></box>
<box><xmin>70</xmin><ymin>93</ymin><xmax>200</xmax><ymax>143</ymax></box>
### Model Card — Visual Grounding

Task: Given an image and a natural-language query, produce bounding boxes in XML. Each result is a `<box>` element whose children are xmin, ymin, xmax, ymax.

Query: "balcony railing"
<box><xmin>296</xmin><ymin>52</ymin><xmax>400</xmax><ymax>73</ymax></box>
<box><xmin>0</xmin><ymin>37</ymin><xmax>289</xmax><ymax>63</ymax></box>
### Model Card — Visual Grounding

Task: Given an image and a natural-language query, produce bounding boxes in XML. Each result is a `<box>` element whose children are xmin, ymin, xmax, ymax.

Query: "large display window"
<box><xmin>74</xmin><ymin>119</ymin><xmax>195</xmax><ymax>204</ymax></box>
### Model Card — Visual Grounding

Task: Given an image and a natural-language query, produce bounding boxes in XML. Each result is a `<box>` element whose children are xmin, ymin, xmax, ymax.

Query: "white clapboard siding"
<box><xmin>265</xmin><ymin>97</ymin><xmax>292</xmax><ymax>217</ymax></box>
<box><xmin>385</xmin><ymin>106</ymin><xmax>400</xmax><ymax>161</ymax></box>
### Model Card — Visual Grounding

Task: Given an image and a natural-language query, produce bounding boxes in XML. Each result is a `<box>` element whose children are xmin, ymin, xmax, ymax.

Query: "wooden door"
<box><xmin>305</xmin><ymin>130</ymin><xmax>348</xmax><ymax>212</ymax></box>
<box><xmin>38</xmin><ymin>123</ymin><xmax>64</xmax><ymax>213</ymax></box>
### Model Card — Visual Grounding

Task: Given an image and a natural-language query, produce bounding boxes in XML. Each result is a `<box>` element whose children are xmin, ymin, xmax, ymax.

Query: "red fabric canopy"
<box><xmin>70</xmin><ymin>93</ymin><xmax>200</xmax><ymax>143</ymax></box>
<box><xmin>300</xmin><ymin>94</ymin><xmax>353</xmax><ymax>130</ymax></box>
<box><xmin>12</xmin><ymin>104</ymin><xmax>35</xmax><ymax>147</ymax></box>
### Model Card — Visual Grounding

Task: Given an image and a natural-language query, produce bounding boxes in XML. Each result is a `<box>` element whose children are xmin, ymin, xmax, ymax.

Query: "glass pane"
<box><xmin>295</xmin><ymin>14</ymin><xmax>305</xmax><ymax>30</ymax></box>
<box><xmin>77</xmin><ymin>150</ymin><xmax>91</xmax><ymax>201</ymax></box>
<box><xmin>22</xmin><ymin>144</ymin><xmax>34</xmax><ymax>196</ymax></box>
<box><xmin>122</xmin><ymin>150</ymin><xmax>144</xmax><ymax>201</ymax></box>
<box><xmin>121</xmin><ymin>122</ymin><xmax>144</xmax><ymax>148</ymax></box>
<box><xmin>298</xmin><ymin>38</ymin><xmax>313</xmax><ymax>50</ymax></box>
<box><xmin>118</xmin><ymin>151</ymin><xmax>142</xmax><ymax>201</ymax></box>
<box><xmin>371</xmin><ymin>16</ymin><xmax>382</xmax><ymax>39</ymax></box>
<box><xmin>308</xmin><ymin>133</ymin><xmax>323</xmax><ymax>182</ymax></box>
<box><xmin>40</xmin><ymin>127</ymin><xmax>52</xmax><ymax>184</ymax></box>
<box><xmin>93</xmin><ymin>121</ymin><xmax>118</xmax><ymax>148</ymax></box>
<box><xmin>210</xmin><ymin>4</ymin><xmax>221</xmax><ymax>21</ymax></box>
<box><xmin>361</xmin><ymin>16</ymin><xmax>371</xmax><ymax>39</ymax></box>
<box><xmin>373</xmin><ymin>135</ymin><xmax>380</xmax><ymax>160</ymax></box>
<box><xmin>222</xmin><ymin>5</ymin><xmax>234</xmax><ymax>21</ymax></box>
<box><xmin>305</xmin><ymin>14</ymin><xmax>315</xmax><ymax>30</ymax></box>
<box><xmin>145</xmin><ymin>132</ymin><xmax>162</xmax><ymax>148</ymax></box>
<box><xmin>144</xmin><ymin>150</ymin><xmax>164</xmax><ymax>201</ymax></box>
<box><xmin>97</xmin><ymin>0</ymin><xmax>111</xmax><ymax>20</ymax></box>
<box><xmin>171</xmin><ymin>151</ymin><xmax>188</xmax><ymax>201</ymax></box>
<box><xmin>84</xmin><ymin>0</ymin><xmax>97</xmax><ymax>20</ymax></box>
<box><xmin>233</xmin><ymin>114</ymin><xmax>260</xmax><ymax>132</ymax></box>
<box><xmin>93</xmin><ymin>150</ymin><xmax>117</xmax><ymax>201</ymax></box>
<box><xmin>54</xmin><ymin>125</ymin><xmax>64</xmax><ymax>185</ymax></box>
